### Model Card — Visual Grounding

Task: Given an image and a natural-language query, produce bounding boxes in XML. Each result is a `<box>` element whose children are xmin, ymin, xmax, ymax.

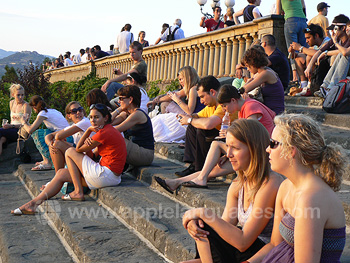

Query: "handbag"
<box><xmin>16</xmin><ymin>125</ymin><xmax>30</xmax><ymax>154</ymax></box>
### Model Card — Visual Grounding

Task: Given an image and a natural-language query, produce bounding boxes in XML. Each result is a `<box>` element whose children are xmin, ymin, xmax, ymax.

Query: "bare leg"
<box><xmin>50</xmin><ymin>140</ymin><xmax>72</xmax><ymax>172</ymax></box>
<box><xmin>65</xmin><ymin>147</ymin><xmax>87</xmax><ymax>200</ymax></box>
<box><xmin>295</xmin><ymin>55</ymin><xmax>307</xmax><ymax>82</ymax></box>
<box><xmin>180</xmin><ymin>259</ymin><xmax>202</xmax><ymax>263</ymax></box>
<box><xmin>195</xmin><ymin>238</ymin><xmax>213</xmax><ymax>263</ymax></box>
<box><xmin>17</xmin><ymin>168</ymin><xmax>72</xmax><ymax>212</ymax></box>
<box><xmin>0</xmin><ymin>136</ymin><xmax>6</xmax><ymax>155</ymax></box>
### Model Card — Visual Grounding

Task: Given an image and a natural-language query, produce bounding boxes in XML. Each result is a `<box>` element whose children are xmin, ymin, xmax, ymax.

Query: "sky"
<box><xmin>0</xmin><ymin>0</ymin><xmax>343</xmax><ymax>58</ymax></box>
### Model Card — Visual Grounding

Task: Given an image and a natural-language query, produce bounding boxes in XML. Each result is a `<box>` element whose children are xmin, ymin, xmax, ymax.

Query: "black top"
<box><xmin>268</xmin><ymin>48</ymin><xmax>290</xmax><ymax>90</ymax></box>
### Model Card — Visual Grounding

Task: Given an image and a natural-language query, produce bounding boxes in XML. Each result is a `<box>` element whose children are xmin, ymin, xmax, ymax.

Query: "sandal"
<box><xmin>31</xmin><ymin>164</ymin><xmax>53</xmax><ymax>171</ymax></box>
<box><xmin>11</xmin><ymin>208</ymin><xmax>36</xmax><ymax>215</ymax></box>
<box><xmin>61</xmin><ymin>194</ymin><xmax>85</xmax><ymax>201</ymax></box>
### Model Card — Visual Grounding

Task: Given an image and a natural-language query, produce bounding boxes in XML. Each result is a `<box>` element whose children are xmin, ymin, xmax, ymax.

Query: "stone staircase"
<box><xmin>1</xmin><ymin>96</ymin><xmax>350</xmax><ymax>263</ymax></box>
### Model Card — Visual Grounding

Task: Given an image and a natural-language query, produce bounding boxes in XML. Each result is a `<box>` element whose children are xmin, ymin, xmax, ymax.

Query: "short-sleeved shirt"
<box><xmin>92</xmin><ymin>124</ymin><xmax>127</xmax><ymax>174</ymax></box>
<box><xmin>197</xmin><ymin>104</ymin><xmax>237</xmax><ymax>130</ymax></box>
<box><xmin>204</xmin><ymin>18</ymin><xmax>225</xmax><ymax>32</ymax></box>
<box><xmin>268</xmin><ymin>48</ymin><xmax>290</xmax><ymax>90</ymax></box>
<box><xmin>239</xmin><ymin>98</ymin><xmax>276</xmax><ymax>136</ymax></box>
<box><xmin>309</xmin><ymin>14</ymin><xmax>329</xmax><ymax>37</ymax></box>
<box><xmin>64</xmin><ymin>117</ymin><xmax>91</xmax><ymax>145</ymax></box>
<box><xmin>131</xmin><ymin>60</ymin><xmax>147</xmax><ymax>83</ymax></box>
<box><xmin>38</xmin><ymin>109</ymin><xmax>69</xmax><ymax>131</ymax></box>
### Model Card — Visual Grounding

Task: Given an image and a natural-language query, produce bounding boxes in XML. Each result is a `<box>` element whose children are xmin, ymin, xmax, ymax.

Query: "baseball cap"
<box><xmin>317</xmin><ymin>2</ymin><xmax>330</xmax><ymax>11</ymax></box>
<box><xmin>326</xmin><ymin>14</ymin><xmax>349</xmax><ymax>30</ymax></box>
<box><xmin>126</xmin><ymin>72</ymin><xmax>146</xmax><ymax>85</ymax></box>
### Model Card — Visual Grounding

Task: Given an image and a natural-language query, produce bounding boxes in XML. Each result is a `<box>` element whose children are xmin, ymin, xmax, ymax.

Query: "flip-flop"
<box><xmin>11</xmin><ymin>208</ymin><xmax>36</xmax><ymax>216</ymax></box>
<box><xmin>181</xmin><ymin>181</ymin><xmax>208</xmax><ymax>189</ymax></box>
<box><xmin>35</xmin><ymin>161</ymin><xmax>44</xmax><ymax>166</ymax></box>
<box><xmin>154</xmin><ymin>176</ymin><xmax>174</xmax><ymax>194</ymax></box>
<box><xmin>31</xmin><ymin>164</ymin><xmax>53</xmax><ymax>171</ymax></box>
<box><xmin>61</xmin><ymin>194</ymin><xmax>85</xmax><ymax>201</ymax></box>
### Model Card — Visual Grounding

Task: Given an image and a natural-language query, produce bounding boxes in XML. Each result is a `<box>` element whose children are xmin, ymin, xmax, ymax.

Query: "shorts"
<box><xmin>81</xmin><ymin>155</ymin><xmax>121</xmax><ymax>189</ymax></box>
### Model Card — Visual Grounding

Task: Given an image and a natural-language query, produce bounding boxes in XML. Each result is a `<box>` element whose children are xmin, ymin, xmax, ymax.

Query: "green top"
<box><xmin>281</xmin><ymin>0</ymin><xmax>306</xmax><ymax>20</ymax></box>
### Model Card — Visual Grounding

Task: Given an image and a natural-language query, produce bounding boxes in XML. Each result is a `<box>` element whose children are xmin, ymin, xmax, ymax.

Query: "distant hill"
<box><xmin>0</xmin><ymin>51</ymin><xmax>50</xmax><ymax>78</ymax></box>
<box><xmin>0</xmin><ymin>49</ymin><xmax>16</xmax><ymax>59</ymax></box>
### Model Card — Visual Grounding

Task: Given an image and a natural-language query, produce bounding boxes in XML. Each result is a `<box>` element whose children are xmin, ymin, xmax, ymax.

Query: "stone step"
<box><xmin>0</xmin><ymin>166</ymin><xmax>74</xmax><ymax>263</ymax></box>
<box><xmin>12</xmin><ymin>164</ymin><xmax>168</xmax><ymax>263</ymax></box>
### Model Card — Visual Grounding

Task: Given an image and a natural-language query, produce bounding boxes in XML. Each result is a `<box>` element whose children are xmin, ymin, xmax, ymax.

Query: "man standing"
<box><xmin>63</xmin><ymin>54</ymin><xmax>73</xmax><ymax>67</ymax></box>
<box><xmin>101</xmin><ymin>41</ymin><xmax>147</xmax><ymax>100</ymax></box>
<box><xmin>261</xmin><ymin>34</ymin><xmax>290</xmax><ymax>91</ymax></box>
<box><xmin>154</xmin><ymin>19</ymin><xmax>185</xmax><ymax>44</ymax></box>
<box><xmin>116</xmin><ymin>24</ymin><xmax>134</xmax><ymax>54</ymax></box>
<box><xmin>175</xmin><ymin>76</ymin><xmax>236</xmax><ymax>177</ymax></box>
<box><xmin>200</xmin><ymin>6</ymin><xmax>224</xmax><ymax>32</ymax></box>
<box><xmin>309</xmin><ymin>2</ymin><xmax>331</xmax><ymax>38</ymax></box>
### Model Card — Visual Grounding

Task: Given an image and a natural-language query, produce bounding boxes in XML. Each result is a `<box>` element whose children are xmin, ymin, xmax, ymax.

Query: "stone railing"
<box><xmin>45</xmin><ymin>15</ymin><xmax>286</xmax><ymax>83</ymax></box>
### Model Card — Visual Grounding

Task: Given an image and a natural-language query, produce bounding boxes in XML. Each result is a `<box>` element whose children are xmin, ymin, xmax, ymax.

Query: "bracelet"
<box><xmin>177</xmin><ymin>100</ymin><xmax>182</xmax><ymax>105</ymax></box>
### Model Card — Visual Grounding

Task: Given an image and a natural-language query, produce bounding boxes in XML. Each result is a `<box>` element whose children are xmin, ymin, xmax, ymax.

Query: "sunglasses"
<box><xmin>269</xmin><ymin>138</ymin><xmax>281</xmax><ymax>149</ymax></box>
<box><xmin>118</xmin><ymin>96</ymin><xmax>129</xmax><ymax>101</ymax></box>
<box><xmin>90</xmin><ymin>103</ymin><xmax>107</xmax><ymax>111</ymax></box>
<box><xmin>69</xmin><ymin>106</ymin><xmax>84</xmax><ymax>114</ymax></box>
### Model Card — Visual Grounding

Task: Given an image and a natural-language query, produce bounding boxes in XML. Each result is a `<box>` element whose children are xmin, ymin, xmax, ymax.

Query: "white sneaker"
<box><xmin>295</xmin><ymin>85</ymin><xmax>309</xmax><ymax>96</ymax></box>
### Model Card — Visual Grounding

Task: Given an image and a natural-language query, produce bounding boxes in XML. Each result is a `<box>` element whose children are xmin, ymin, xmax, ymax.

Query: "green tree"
<box><xmin>0</xmin><ymin>65</ymin><xmax>19</xmax><ymax>93</ymax></box>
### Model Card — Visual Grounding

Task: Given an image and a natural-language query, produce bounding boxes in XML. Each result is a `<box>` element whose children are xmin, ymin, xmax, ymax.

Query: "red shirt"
<box><xmin>239</xmin><ymin>98</ymin><xmax>276</xmax><ymax>136</ymax></box>
<box><xmin>92</xmin><ymin>124</ymin><xmax>127</xmax><ymax>174</ymax></box>
<box><xmin>205</xmin><ymin>18</ymin><xmax>225</xmax><ymax>32</ymax></box>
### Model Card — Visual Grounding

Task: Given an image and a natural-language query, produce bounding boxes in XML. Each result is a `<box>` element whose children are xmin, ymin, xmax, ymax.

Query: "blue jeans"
<box><xmin>322</xmin><ymin>53</ymin><xmax>350</xmax><ymax>90</ymax></box>
<box><xmin>106</xmin><ymin>82</ymin><xmax>124</xmax><ymax>101</ymax></box>
<box><xmin>284</xmin><ymin>17</ymin><xmax>308</xmax><ymax>71</ymax></box>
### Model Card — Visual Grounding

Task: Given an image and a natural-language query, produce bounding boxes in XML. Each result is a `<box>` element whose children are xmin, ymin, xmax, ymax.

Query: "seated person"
<box><xmin>233</xmin><ymin>0</ymin><xmax>262</xmax><ymax>24</ymax></box>
<box><xmin>113</xmin><ymin>85</ymin><xmax>154</xmax><ymax>167</ymax></box>
<box><xmin>20</xmin><ymin>96</ymin><xmax>70</xmax><ymax>171</ymax></box>
<box><xmin>11</xmin><ymin>104</ymin><xmax>127</xmax><ymax>215</ymax></box>
<box><xmin>180</xmin><ymin>119</ymin><xmax>284</xmax><ymax>263</ymax></box>
<box><xmin>248</xmin><ymin>113</ymin><xmax>346</xmax><ymax>263</ymax></box>
<box><xmin>86</xmin><ymin>88</ymin><xmax>113</xmax><ymax>109</ymax></box>
<box><xmin>45</xmin><ymin>101</ymin><xmax>91</xmax><ymax>173</ymax></box>
<box><xmin>101</xmin><ymin>41</ymin><xmax>147</xmax><ymax>101</ymax></box>
<box><xmin>0</xmin><ymin>84</ymin><xmax>31</xmax><ymax>155</ymax></box>
<box><xmin>174</xmin><ymin>76</ymin><xmax>236</xmax><ymax>177</ymax></box>
<box><xmin>149</xmin><ymin>66</ymin><xmax>205</xmax><ymax>143</ymax></box>
<box><xmin>240</xmin><ymin>47</ymin><xmax>285</xmax><ymax>115</ymax></box>
<box><xmin>155</xmin><ymin>84</ymin><xmax>275</xmax><ymax>191</ymax></box>
<box><xmin>288</xmin><ymin>23</ymin><xmax>330</xmax><ymax>96</ymax></box>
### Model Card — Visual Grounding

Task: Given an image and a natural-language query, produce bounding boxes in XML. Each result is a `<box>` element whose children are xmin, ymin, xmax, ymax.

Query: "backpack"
<box><xmin>166</xmin><ymin>27</ymin><xmax>179</xmax><ymax>42</ymax></box>
<box><xmin>322</xmin><ymin>77</ymin><xmax>350</xmax><ymax>114</ymax></box>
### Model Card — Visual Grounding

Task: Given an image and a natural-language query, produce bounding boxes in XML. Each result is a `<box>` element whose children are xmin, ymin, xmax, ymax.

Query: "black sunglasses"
<box><xmin>118</xmin><ymin>96</ymin><xmax>129</xmax><ymax>101</ymax></box>
<box><xmin>69</xmin><ymin>106</ymin><xmax>84</xmax><ymax>114</ymax></box>
<box><xmin>269</xmin><ymin>138</ymin><xmax>281</xmax><ymax>149</ymax></box>
<box><xmin>90</xmin><ymin>103</ymin><xmax>107</xmax><ymax>111</ymax></box>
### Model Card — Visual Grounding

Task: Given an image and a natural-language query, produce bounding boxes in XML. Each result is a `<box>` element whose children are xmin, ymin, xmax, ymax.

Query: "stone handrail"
<box><xmin>45</xmin><ymin>15</ymin><xmax>286</xmax><ymax>84</ymax></box>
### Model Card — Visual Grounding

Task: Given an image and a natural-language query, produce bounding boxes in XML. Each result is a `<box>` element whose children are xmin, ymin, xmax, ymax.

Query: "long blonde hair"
<box><xmin>274</xmin><ymin>113</ymin><xmax>346</xmax><ymax>191</ymax></box>
<box><xmin>177</xmin><ymin>66</ymin><xmax>199</xmax><ymax>97</ymax></box>
<box><xmin>228</xmin><ymin>119</ymin><xmax>270</xmax><ymax>202</ymax></box>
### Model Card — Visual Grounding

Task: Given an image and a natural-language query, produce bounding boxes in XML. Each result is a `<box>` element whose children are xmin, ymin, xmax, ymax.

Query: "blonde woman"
<box><xmin>248</xmin><ymin>114</ymin><xmax>346</xmax><ymax>263</ymax></box>
<box><xmin>149</xmin><ymin>66</ymin><xmax>205</xmax><ymax>142</ymax></box>
<box><xmin>0</xmin><ymin>84</ymin><xmax>31</xmax><ymax>155</ymax></box>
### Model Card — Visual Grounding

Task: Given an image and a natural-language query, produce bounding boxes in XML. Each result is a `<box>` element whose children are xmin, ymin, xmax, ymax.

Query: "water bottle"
<box><xmin>221</xmin><ymin>112</ymin><xmax>230</xmax><ymax>133</ymax></box>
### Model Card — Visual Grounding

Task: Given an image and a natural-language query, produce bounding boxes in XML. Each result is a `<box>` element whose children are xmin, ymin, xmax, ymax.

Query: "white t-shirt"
<box><xmin>64</xmin><ymin>117</ymin><xmax>91</xmax><ymax>144</ymax></box>
<box><xmin>38</xmin><ymin>109</ymin><xmax>69</xmax><ymax>131</ymax></box>
<box><xmin>160</xmin><ymin>25</ymin><xmax>185</xmax><ymax>42</ymax></box>
<box><xmin>81</xmin><ymin>53</ymin><xmax>89</xmax><ymax>63</ymax></box>
<box><xmin>64</xmin><ymin>58</ymin><xmax>74</xmax><ymax>66</ymax></box>
<box><xmin>116</xmin><ymin>31</ymin><xmax>134</xmax><ymax>54</ymax></box>
<box><xmin>140</xmin><ymin>87</ymin><xmax>150</xmax><ymax>113</ymax></box>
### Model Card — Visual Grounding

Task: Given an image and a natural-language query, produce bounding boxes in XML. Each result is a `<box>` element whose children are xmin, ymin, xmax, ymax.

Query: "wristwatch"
<box><xmin>299</xmin><ymin>46</ymin><xmax>304</xmax><ymax>53</ymax></box>
<box><xmin>324</xmin><ymin>50</ymin><xmax>329</xmax><ymax>56</ymax></box>
<box><xmin>187</xmin><ymin>117</ymin><xmax>193</xmax><ymax>124</ymax></box>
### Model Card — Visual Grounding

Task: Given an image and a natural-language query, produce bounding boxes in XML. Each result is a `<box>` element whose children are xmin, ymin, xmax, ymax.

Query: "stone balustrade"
<box><xmin>45</xmin><ymin>15</ymin><xmax>286</xmax><ymax>84</ymax></box>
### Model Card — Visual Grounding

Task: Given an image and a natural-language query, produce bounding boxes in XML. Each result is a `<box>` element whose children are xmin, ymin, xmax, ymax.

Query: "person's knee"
<box><xmin>55</xmin><ymin>168</ymin><xmax>69</xmax><ymax>181</ymax></box>
<box><xmin>65</xmin><ymin>147</ymin><xmax>76</xmax><ymax>158</ymax></box>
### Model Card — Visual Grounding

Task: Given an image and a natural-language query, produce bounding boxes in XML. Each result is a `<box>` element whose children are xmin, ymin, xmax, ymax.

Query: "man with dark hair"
<box><xmin>63</xmin><ymin>53</ymin><xmax>73</xmax><ymax>67</ymax></box>
<box><xmin>260</xmin><ymin>34</ymin><xmax>290</xmax><ymax>90</ymax></box>
<box><xmin>93</xmin><ymin>45</ymin><xmax>110</xmax><ymax>59</ymax></box>
<box><xmin>200</xmin><ymin>6</ymin><xmax>224</xmax><ymax>32</ymax></box>
<box><xmin>309</xmin><ymin>2</ymin><xmax>330</xmax><ymax>38</ymax></box>
<box><xmin>116</xmin><ymin>23</ymin><xmax>134</xmax><ymax>54</ymax></box>
<box><xmin>174</xmin><ymin>76</ymin><xmax>236</xmax><ymax>177</ymax></box>
<box><xmin>101</xmin><ymin>41</ymin><xmax>147</xmax><ymax>101</ymax></box>
<box><xmin>288</xmin><ymin>23</ymin><xmax>330</xmax><ymax>96</ymax></box>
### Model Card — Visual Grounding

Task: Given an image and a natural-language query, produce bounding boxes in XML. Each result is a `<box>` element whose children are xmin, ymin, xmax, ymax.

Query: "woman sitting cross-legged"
<box><xmin>11</xmin><ymin>103</ymin><xmax>126</xmax><ymax>215</ymax></box>
<box><xmin>154</xmin><ymin>84</ymin><xmax>275</xmax><ymax>192</ymax></box>
<box><xmin>247</xmin><ymin>113</ymin><xmax>347</xmax><ymax>263</ymax></box>
<box><xmin>20</xmin><ymin>95</ymin><xmax>70</xmax><ymax>171</ymax></box>
<box><xmin>112</xmin><ymin>85</ymin><xmax>154</xmax><ymax>167</ymax></box>
<box><xmin>180</xmin><ymin>119</ymin><xmax>284</xmax><ymax>263</ymax></box>
<box><xmin>0</xmin><ymin>84</ymin><xmax>31</xmax><ymax>155</ymax></box>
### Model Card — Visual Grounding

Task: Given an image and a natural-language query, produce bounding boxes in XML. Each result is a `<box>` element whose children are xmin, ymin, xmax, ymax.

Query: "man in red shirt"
<box><xmin>200</xmin><ymin>6</ymin><xmax>225</xmax><ymax>32</ymax></box>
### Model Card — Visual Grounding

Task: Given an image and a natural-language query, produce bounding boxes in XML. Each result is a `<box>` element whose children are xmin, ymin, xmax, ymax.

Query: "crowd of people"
<box><xmin>1</xmin><ymin>1</ymin><xmax>349</xmax><ymax>262</ymax></box>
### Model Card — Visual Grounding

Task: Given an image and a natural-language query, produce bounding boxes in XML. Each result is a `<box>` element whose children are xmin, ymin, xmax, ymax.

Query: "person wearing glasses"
<box><xmin>44</xmin><ymin>101</ymin><xmax>91</xmax><ymax>173</ymax></box>
<box><xmin>247</xmin><ymin>113</ymin><xmax>346</xmax><ymax>263</ymax></box>
<box><xmin>20</xmin><ymin>95</ymin><xmax>70</xmax><ymax>171</ymax></box>
<box><xmin>180</xmin><ymin>119</ymin><xmax>283</xmax><ymax>263</ymax></box>
<box><xmin>200</xmin><ymin>6</ymin><xmax>224</xmax><ymax>32</ymax></box>
<box><xmin>0</xmin><ymin>84</ymin><xmax>31</xmax><ymax>156</ymax></box>
<box><xmin>11</xmin><ymin>103</ymin><xmax>127</xmax><ymax>215</ymax></box>
<box><xmin>113</xmin><ymin>85</ymin><xmax>154</xmax><ymax>167</ymax></box>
